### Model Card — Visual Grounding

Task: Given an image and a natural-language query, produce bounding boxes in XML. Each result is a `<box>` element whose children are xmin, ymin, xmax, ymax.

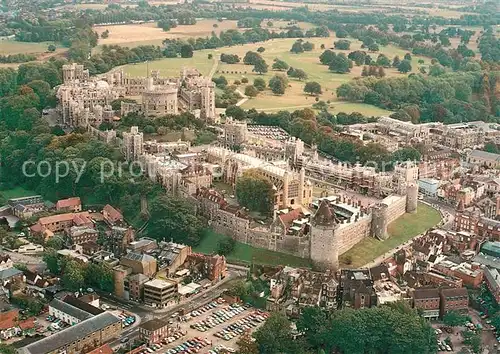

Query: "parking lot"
<box><xmin>132</xmin><ymin>298</ymin><xmax>268</xmax><ymax>354</ymax></box>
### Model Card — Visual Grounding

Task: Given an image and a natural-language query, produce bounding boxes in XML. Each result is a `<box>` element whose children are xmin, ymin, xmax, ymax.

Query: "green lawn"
<box><xmin>121</xmin><ymin>51</ymin><xmax>215</xmax><ymax>77</ymax></box>
<box><xmin>0</xmin><ymin>40</ymin><xmax>58</xmax><ymax>55</ymax></box>
<box><xmin>0</xmin><ymin>187</ymin><xmax>38</xmax><ymax>199</ymax></box>
<box><xmin>195</xmin><ymin>230</ymin><xmax>312</xmax><ymax>268</ymax></box>
<box><xmin>339</xmin><ymin>203</ymin><xmax>441</xmax><ymax>268</ymax></box>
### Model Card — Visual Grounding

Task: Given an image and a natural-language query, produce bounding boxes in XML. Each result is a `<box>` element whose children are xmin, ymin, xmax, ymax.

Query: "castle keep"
<box><xmin>57</xmin><ymin>64</ymin><xmax>217</xmax><ymax>128</ymax></box>
<box><xmin>309</xmin><ymin>184</ymin><xmax>418</xmax><ymax>270</ymax></box>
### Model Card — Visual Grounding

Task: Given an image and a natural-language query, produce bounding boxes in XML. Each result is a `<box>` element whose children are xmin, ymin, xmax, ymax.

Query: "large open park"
<box><xmin>119</xmin><ymin>30</ymin><xmax>432</xmax><ymax>115</ymax></box>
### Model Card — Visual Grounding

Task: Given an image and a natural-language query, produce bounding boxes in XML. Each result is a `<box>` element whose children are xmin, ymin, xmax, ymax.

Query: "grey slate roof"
<box><xmin>0</xmin><ymin>267</ymin><xmax>23</xmax><ymax>280</ymax></box>
<box><xmin>48</xmin><ymin>298</ymin><xmax>93</xmax><ymax>321</ymax></box>
<box><xmin>18</xmin><ymin>312</ymin><xmax>121</xmax><ymax>354</ymax></box>
<box><xmin>470</xmin><ymin>150</ymin><xmax>500</xmax><ymax>162</ymax></box>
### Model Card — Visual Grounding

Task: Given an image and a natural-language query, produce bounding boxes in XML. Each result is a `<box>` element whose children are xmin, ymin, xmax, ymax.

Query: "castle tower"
<box><xmin>309</xmin><ymin>200</ymin><xmax>340</xmax><ymax>270</ymax></box>
<box><xmin>406</xmin><ymin>182</ymin><xmax>418</xmax><ymax>214</ymax></box>
<box><xmin>371</xmin><ymin>203</ymin><xmax>389</xmax><ymax>240</ymax></box>
<box><xmin>298</xmin><ymin>167</ymin><xmax>305</xmax><ymax>205</ymax></box>
<box><xmin>200</xmin><ymin>80</ymin><xmax>216</xmax><ymax>123</ymax></box>
<box><xmin>282</xmin><ymin>171</ymin><xmax>290</xmax><ymax>208</ymax></box>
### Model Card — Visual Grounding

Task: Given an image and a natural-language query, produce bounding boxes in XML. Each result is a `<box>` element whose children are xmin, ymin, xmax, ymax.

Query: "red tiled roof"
<box><xmin>103</xmin><ymin>204</ymin><xmax>123</xmax><ymax>223</ymax></box>
<box><xmin>87</xmin><ymin>344</ymin><xmax>114</xmax><ymax>354</ymax></box>
<box><xmin>279</xmin><ymin>208</ymin><xmax>303</xmax><ymax>229</ymax></box>
<box><xmin>19</xmin><ymin>318</ymin><xmax>35</xmax><ymax>330</ymax></box>
<box><xmin>56</xmin><ymin>197</ymin><xmax>81</xmax><ymax>210</ymax></box>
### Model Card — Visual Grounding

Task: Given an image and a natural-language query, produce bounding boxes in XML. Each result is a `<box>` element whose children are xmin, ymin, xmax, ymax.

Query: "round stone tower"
<box><xmin>371</xmin><ymin>203</ymin><xmax>389</xmax><ymax>240</ymax></box>
<box><xmin>406</xmin><ymin>182</ymin><xmax>418</xmax><ymax>214</ymax></box>
<box><xmin>309</xmin><ymin>199</ymin><xmax>340</xmax><ymax>270</ymax></box>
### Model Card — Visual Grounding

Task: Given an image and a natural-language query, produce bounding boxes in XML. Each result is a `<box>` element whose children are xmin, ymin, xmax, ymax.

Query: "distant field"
<box><xmin>195</xmin><ymin>230</ymin><xmax>312</xmax><ymax>267</ymax></box>
<box><xmin>339</xmin><ymin>203</ymin><xmax>441</xmax><ymax>268</ymax></box>
<box><xmin>0</xmin><ymin>40</ymin><xmax>59</xmax><ymax>55</ymax></box>
<box><xmin>94</xmin><ymin>20</ymin><xmax>314</xmax><ymax>50</ymax></box>
<box><xmin>241</xmin><ymin>0</ymin><xmax>472</xmax><ymax>18</ymax></box>
<box><xmin>94</xmin><ymin>20</ymin><xmax>240</xmax><ymax>47</ymax></box>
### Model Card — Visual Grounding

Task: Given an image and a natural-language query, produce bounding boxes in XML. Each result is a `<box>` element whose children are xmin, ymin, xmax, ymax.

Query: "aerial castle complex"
<box><xmin>56</xmin><ymin>63</ymin><xmax>217</xmax><ymax>128</ymax></box>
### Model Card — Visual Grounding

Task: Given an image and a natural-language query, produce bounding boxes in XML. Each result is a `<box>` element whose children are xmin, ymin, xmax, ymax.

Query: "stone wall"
<box><xmin>336</xmin><ymin>216</ymin><xmax>372</xmax><ymax>256</ymax></box>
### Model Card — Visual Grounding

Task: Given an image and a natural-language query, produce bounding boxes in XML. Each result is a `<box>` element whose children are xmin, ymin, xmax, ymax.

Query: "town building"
<box><xmin>467</xmin><ymin>150</ymin><xmax>500</xmax><ymax>169</ymax></box>
<box><xmin>413</xmin><ymin>288</ymin><xmax>440</xmax><ymax>320</ymax></box>
<box><xmin>56</xmin><ymin>197</ymin><xmax>82</xmax><ymax>212</ymax></box>
<box><xmin>439</xmin><ymin>287</ymin><xmax>469</xmax><ymax>316</ymax></box>
<box><xmin>30</xmin><ymin>212</ymin><xmax>93</xmax><ymax>236</ymax></box>
<box><xmin>139</xmin><ymin>318</ymin><xmax>170</xmax><ymax>344</ymax></box>
<box><xmin>67</xmin><ymin>226</ymin><xmax>98</xmax><ymax>245</ymax></box>
<box><xmin>17</xmin><ymin>312</ymin><xmax>122</xmax><ymax>354</ymax></box>
<box><xmin>102</xmin><ymin>204</ymin><xmax>124</xmax><ymax>226</ymax></box>
<box><xmin>8</xmin><ymin>195</ymin><xmax>46</xmax><ymax>219</ymax></box>
<box><xmin>143</xmin><ymin>279</ymin><xmax>178</xmax><ymax>308</ymax></box>
<box><xmin>120</xmin><ymin>252</ymin><xmax>157</xmax><ymax>277</ymax></box>
<box><xmin>484</xmin><ymin>267</ymin><xmax>500</xmax><ymax>303</ymax></box>
<box><xmin>337</xmin><ymin>269</ymin><xmax>377</xmax><ymax>309</ymax></box>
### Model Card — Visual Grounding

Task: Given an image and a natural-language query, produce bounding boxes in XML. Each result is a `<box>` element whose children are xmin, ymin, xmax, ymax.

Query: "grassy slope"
<box><xmin>194</xmin><ymin>229</ymin><xmax>312</xmax><ymax>267</ymax></box>
<box><xmin>339</xmin><ymin>202</ymin><xmax>441</xmax><ymax>268</ymax></box>
<box><xmin>0</xmin><ymin>187</ymin><xmax>38</xmax><ymax>199</ymax></box>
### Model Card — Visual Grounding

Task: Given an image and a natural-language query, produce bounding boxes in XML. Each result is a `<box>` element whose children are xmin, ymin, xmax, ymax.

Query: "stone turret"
<box><xmin>371</xmin><ymin>203</ymin><xmax>389</xmax><ymax>240</ymax></box>
<box><xmin>406</xmin><ymin>182</ymin><xmax>418</xmax><ymax>214</ymax></box>
<box><xmin>309</xmin><ymin>200</ymin><xmax>340</xmax><ymax>270</ymax></box>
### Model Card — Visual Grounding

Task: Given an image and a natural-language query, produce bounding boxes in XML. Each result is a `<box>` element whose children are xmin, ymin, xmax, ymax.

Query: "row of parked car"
<box><xmin>117</xmin><ymin>313</ymin><xmax>136</xmax><ymax>327</ymax></box>
<box><xmin>164</xmin><ymin>336</ymin><xmax>211</xmax><ymax>354</ymax></box>
<box><xmin>206</xmin><ymin>344</ymin><xmax>236</xmax><ymax>354</ymax></box>
<box><xmin>45</xmin><ymin>315</ymin><xmax>70</xmax><ymax>331</ymax></box>
<box><xmin>213</xmin><ymin>311</ymin><xmax>269</xmax><ymax>341</ymax></box>
<box><xmin>437</xmin><ymin>340</ymin><xmax>452</xmax><ymax>352</ymax></box>
<box><xmin>161</xmin><ymin>331</ymin><xmax>186</xmax><ymax>346</ymax></box>
<box><xmin>190</xmin><ymin>303</ymin><xmax>250</xmax><ymax>332</ymax></box>
<box><xmin>188</xmin><ymin>301</ymin><xmax>222</xmax><ymax>319</ymax></box>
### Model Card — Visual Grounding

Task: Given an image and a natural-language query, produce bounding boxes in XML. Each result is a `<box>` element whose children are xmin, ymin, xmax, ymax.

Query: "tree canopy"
<box><xmin>236</xmin><ymin>169</ymin><xmax>274</xmax><ymax>214</ymax></box>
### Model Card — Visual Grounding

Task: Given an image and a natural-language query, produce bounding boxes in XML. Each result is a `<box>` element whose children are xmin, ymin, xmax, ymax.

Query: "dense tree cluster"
<box><xmin>220</xmin><ymin>53</ymin><xmax>240</xmax><ymax>64</ymax></box>
<box><xmin>337</xmin><ymin>72</ymin><xmax>500</xmax><ymax>123</ymax></box>
<box><xmin>235</xmin><ymin>169</ymin><xmax>274</xmax><ymax>214</ymax></box>
<box><xmin>43</xmin><ymin>250</ymin><xmax>114</xmax><ymax>292</ymax></box>
<box><xmin>0</xmin><ymin>53</ymin><xmax>37</xmax><ymax>64</ymax></box>
<box><xmin>320</xmin><ymin>50</ymin><xmax>352</xmax><ymax>73</ymax></box>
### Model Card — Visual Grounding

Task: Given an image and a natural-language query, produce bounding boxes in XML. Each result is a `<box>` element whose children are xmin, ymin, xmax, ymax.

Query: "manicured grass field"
<box><xmin>121</xmin><ymin>51</ymin><xmax>215</xmax><ymax>77</ymax></box>
<box><xmin>0</xmin><ymin>40</ymin><xmax>57</xmax><ymax>55</ymax></box>
<box><xmin>0</xmin><ymin>187</ymin><xmax>37</xmax><ymax>199</ymax></box>
<box><xmin>195</xmin><ymin>230</ymin><xmax>312</xmax><ymax>267</ymax></box>
<box><xmin>339</xmin><ymin>203</ymin><xmax>441</xmax><ymax>268</ymax></box>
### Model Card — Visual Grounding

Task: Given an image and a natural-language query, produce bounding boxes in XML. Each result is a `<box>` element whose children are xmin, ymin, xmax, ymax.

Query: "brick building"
<box><xmin>56</xmin><ymin>197</ymin><xmax>82</xmax><ymax>212</ymax></box>
<box><xmin>139</xmin><ymin>318</ymin><xmax>169</xmax><ymax>344</ymax></box>
<box><xmin>484</xmin><ymin>267</ymin><xmax>500</xmax><ymax>304</ymax></box>
<box><xmin>413</xmin><ymin>288</ymin><xmax>440</xmax><ymax>320</ymax></box>
<box><xmin>18</xmin><ymin>312</ymin><xmax>122</xmax><ymax>354</ymax></box>
<box><xmin>440</xmin><ymin>287</ymin><xmax>469</xmax><ymax>316</ymax></box>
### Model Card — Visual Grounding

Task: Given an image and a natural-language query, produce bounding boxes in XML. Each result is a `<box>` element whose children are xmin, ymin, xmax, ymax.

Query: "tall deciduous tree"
<box><xmin>304</xmin><ymin>81</ymin><xmax>322</xmax><ymax>95</ymax></box>
<box><xmin>236</xmin><ymin>169</ymin><xmax>274</xmax><ymax>214</ymax></box>
<box><xmin>146</xmin><ymin>196</ymin><xmax>204</xmax><ymax>245</ymax></box>
<box><xmin>253</xmin><ymin>59</ymin><xmax>268</xmax><ymax>74</ymax></box>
